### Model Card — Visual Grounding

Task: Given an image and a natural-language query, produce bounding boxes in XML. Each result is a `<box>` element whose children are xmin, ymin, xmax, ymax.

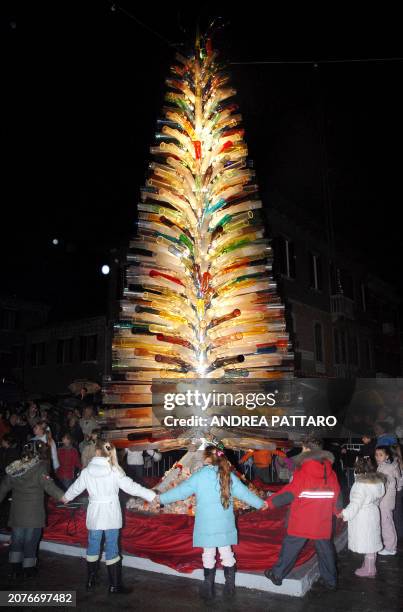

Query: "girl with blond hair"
<box><xmin>62</xmin><ymin>440</ymin><xmax>155</xmax><ymax>593</ymax></box>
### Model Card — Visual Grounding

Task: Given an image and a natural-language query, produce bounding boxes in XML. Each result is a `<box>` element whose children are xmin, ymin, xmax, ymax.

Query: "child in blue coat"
<box><xmin>158</xmin><ymin>445</ymin><xmax>265</xmax><ymax>600</ymax></box>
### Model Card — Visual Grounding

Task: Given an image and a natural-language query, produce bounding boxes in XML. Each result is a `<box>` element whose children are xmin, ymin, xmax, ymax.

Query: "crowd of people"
<box><xmin>0</xmin><ymin>396</ymin><xmax>402</xmax><ymax>600</ymax></box>
<box><xmin>0</xmin><ymin>399</ymin><xmax>102</xmax><ymax>486</ymax></box>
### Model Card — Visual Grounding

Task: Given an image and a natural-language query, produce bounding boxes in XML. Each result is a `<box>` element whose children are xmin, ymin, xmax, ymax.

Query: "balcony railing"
<box><xmin>330</xmin><ymin>294</ymin><xmax>355</xmax><ymax>321</ymax></box>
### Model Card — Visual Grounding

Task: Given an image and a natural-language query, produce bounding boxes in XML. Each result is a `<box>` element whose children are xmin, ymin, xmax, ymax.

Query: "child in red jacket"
<box><xmin>264</xmin><ymin>436</ymin><xmax>342</xmax><ymax>590</ymax></box>
<box><xmin>57</xmin><ymin>433</ymin><xmax>81</xmax><ymax>490</ymax></box>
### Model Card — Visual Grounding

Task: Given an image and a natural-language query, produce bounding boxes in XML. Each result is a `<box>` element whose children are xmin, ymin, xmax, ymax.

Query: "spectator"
<box><xmin>124</xmin><ymin>448</ymin><xmax>148</xmax><ymax>484</ymax></box>
<box><xmin>65</xmin><ymin>415</ymin><xmax>84</xmax><ymax>447</ymax></box>
<box><xmin>8</xmin><ymin>413</ymin><xmax>30</xmax><ymax>450</ymax></box>
<box><xmin>341</xmin><ymin>433</ymin><xmax>377</xmax><ymax>488</ymax></box>
<box><xmin>239</xmin><ymin>448</ymin><xmax>286</xmax><ymax>484</ymax></box>
<box><xmin>31</xmin><ymin>421</ymin><xmax>60</xmax><ymax>472</ymax></box>
<box><xmin>0</xmin><ymin>410</ymin><xmax>10</xmax><ymax>441</ymax></box>
<box><xmin>80</xmin><ymin>428</ymin><xmax>101</xmax><ymax>468</ymax></box>
<box><xmin>25</xmin><ymin>402</ymin><xmax>39</xmax><ymax>429</ymax></box>
<box><xmin>79</xmin><ymin>406</ymin><xmax>99</xmax><ymax>437</ymax></box>
<box><xmin>376</xmin><ymin>446</ymin><xmax>399</xmax><ymax>555</ymax></box>
<box><xmin>359</xmin><ymin>432</ymin><xmax>377</xmax><ymax>461</ymax></box>
<box><xmin>77</xmin><ymin>387</ymin><xmax>95</xmax><ymax>411</ymax></box>
<box><xmin>374</xmin><ymin>422</ymin><xmax>398</xmax><ymax>447</ymax></box>
<box><xmin>143</xmin><ymin>449</ymin><xmax>162</xmax><ymax>476</ymax></box>
<box><xmin>391</xmin><ymin>445</ymin><xmax>403</xmax><ymax>539</ymax></box>
<box><xmin>56</xmin><ymin>433</ymin><xmax>81</xmax><ymax>490</ymax></box>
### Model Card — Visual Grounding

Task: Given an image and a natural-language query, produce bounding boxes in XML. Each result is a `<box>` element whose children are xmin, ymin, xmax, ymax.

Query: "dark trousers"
<box><xmin>126</xmin><ymin>464</ymin><xmax>145</xmax><ymax>485</ymax></box>
<box><xmin>9</xmin><ymin>527</ymin><xmax>42</xmax><ymax>568</ymax></box>
<box><xmin>272</xmin><ymin>535</ymin><xmax>337</xmax><ymax>586</ymax></box>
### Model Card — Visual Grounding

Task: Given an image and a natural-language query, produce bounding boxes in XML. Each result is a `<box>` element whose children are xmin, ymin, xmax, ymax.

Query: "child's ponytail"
<box><xmin>204</xmin><ymin>445</ymin><xmax>232</xmax><ymax>509</ymax></box>
<box><xmin>95</xmin><ymin>439</ymin><xmax>124</xmax><ymax>474</ymax></box>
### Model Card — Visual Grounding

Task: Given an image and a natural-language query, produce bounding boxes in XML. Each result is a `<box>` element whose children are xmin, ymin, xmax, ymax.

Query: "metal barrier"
<box><xmin>144</xmin><ymin>453</ymin><xmax>174</xmax><ymax>478</ymax></box>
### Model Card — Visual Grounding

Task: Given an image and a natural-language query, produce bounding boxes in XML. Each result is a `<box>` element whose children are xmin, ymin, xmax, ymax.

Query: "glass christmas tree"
<box><xmin>103</xmin><ymin>36</ymin><xmax>293</xmax><ymax>440</ymax></box>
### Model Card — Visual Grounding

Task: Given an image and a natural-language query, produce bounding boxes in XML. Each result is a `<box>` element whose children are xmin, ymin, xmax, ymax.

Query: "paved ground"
<box><xmin>0</xmin><ymin>542</ymin><xmax>402</xmax><ymax>612</ymax></box>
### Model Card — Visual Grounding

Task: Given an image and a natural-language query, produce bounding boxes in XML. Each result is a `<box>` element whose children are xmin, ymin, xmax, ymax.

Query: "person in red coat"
<box><xmin>264</xmin><ymin>436</ymin><xmax>342</xmax><ymax>590</ymax></box>
<box><xmin>57</xmin><ymin>433</ymin><xmax>81</xmax><ymax>490</ymax></box>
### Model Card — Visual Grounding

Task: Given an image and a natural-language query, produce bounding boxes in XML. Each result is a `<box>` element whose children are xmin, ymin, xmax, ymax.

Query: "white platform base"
<box><xmin>0</xmin><ymin>529</ymin><xmax>347</xmax><ymax>597</ymax></box>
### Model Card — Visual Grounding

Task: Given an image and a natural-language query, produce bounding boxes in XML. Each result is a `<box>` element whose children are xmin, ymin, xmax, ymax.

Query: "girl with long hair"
<box><xmin>158</xmin><ymin>445</ymin><xmax>265</xmax><ymax>601</ymax></box>
<box><xmin>62</xmin><ymin>440</ymin><xmax>156</xmax><ymax>593</ymax></box>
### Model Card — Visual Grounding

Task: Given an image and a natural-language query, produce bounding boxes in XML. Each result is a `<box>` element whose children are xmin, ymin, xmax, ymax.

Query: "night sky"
<box><xmin>2</xmin><ymin>3</ymin><xmax>403</xmax><ymax>320</ymax></box>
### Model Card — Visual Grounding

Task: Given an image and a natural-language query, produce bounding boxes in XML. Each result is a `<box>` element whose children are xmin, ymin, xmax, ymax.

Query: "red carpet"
<box><xmin>43</xmin><ymin>486</ymin><xmax>344</xmax><ymax>574</ymax></box>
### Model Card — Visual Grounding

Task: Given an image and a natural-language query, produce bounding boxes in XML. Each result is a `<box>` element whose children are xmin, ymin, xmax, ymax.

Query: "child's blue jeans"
<box><xmin>87</xmin><ymin>529</ymin><xmax>120</xmax><ymax>565</ymax></box>
<box><xmin>9</xmin><ymin>527</ymin><xmax>42</xmax><ymax>568</ymax></box>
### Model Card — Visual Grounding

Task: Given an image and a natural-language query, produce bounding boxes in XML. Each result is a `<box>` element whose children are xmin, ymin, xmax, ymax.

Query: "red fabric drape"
<box><xmin>43</xmin><ymin>498</ymin><xmax>344</xmax><ymax>573</ymax></box>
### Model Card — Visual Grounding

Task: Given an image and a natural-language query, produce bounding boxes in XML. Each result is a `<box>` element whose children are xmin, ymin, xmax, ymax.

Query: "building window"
<box><xmin>275</xmin><ymin>237</ymin><xmax>296</xmax><ymax>279</ymax></box>
<box><xmin>0</xmin><ymin>309</ymin><xmax>19</xmax><ymax>331</ymax></box>
<box><xmin>80</xmin><ymin>335</ymin><xmax>98</xmax><ymax>362</ymax></box>
<box><xmin>314</xmin><ymin>323</ymin><xmax>324</xmax><ymax>363</ymax></box>
<box><xmin>57</xmin><ymin>338</ymin><xmax>74</xmax><ymax>364</ymax></box>
<box><xmin>334</xmin><ymin>329</ymin><xmax>340</xmax><ymax>364</ymax></box>
<box><xmin>309</xmin><ymin>253</ymin><xmax>323</xmax><ymax>291</ymax></box>
<box><xmin>31</xmin><ymin>342</ymin><xmax>46</xmax><ymax>367</ymax></box>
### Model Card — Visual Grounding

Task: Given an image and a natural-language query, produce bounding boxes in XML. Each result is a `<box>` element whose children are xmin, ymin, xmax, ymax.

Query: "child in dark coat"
<box><xmin>0</xmin><ymin>442</ymin><xmax>64</xmax><ymax>579</ymax></box>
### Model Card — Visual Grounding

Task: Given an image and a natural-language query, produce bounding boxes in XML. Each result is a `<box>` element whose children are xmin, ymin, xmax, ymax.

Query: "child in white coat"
<box><xmin>62</xmin><ymin>440</ymin><xmax>156</xmax><ymax>593</ymax></box>
<box><xmin>341</xmin><ymin>457</ymin><xmax>385</xmax><ymax>577</ymax></box>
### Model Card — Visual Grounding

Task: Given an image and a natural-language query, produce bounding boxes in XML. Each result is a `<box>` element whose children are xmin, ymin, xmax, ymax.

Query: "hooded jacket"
<box><xmin>342</xmin><ymin>472</ymin><xmax>385</xmax><ymax>553</ymax></box>
<box><xmin>0</xmin><ymin>456</ymin><xmax>64</xmax><ymax>528</ymax></box>
<box><xmin>265</xmin><ymin>449</ymin><xmax>341</xmax><ymax>539</ymax></box>
<box><xmin>64</xmin><ymin>456</ymin><xmax>156</xmax><ymax>530</ymax></box>
<box><xmin>159</xmin><ymin>464</ymin><xmax>265</xmax><ymax>547</ymax></box>
<box><xmin>377</xmin><ymin>459</ymin><xmax>399</xmax><ymax>509</ymax></box>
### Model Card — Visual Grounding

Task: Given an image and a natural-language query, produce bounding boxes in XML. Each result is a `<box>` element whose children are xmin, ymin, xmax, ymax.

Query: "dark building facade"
<box><xmin>267</xmin><ymin>199</ymin><xmax>402</xmax><ymax>378</ymax></box>
<box><xmin>0</xmin><ymin>296</ymin><xmax>49</xmax><ymax>383</ymax></box>
<box><xmin>22</xmin><ymin>316</ymin><xmax>112</xmax><ymax>396</ymax></box>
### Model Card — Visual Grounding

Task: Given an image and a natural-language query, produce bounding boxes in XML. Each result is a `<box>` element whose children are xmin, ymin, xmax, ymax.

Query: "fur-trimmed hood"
<box><xmin>293</xmin><ymin>449</ymin><xmax>335</xmax><ymax>467</ymax></box>
<box><xmin>293</xmin><ymin>449</ymin><xmax>335</xmax><ymax>483</ymax></box>
<box><xmin>355</xmin><ymin>472</ymin><xmax>386</xmax><ymax>485</ymax></box>
<box><xmin>6</xmin><ymin>455</ymin><xmax>40</xmax><ymax>478</ymax></box>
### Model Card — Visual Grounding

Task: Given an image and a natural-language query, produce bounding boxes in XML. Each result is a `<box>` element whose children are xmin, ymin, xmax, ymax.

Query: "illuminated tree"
<box><xmin>104</xmin><ymin>36</ymin><xmax>293</xmax><ymax>420</ymax></box>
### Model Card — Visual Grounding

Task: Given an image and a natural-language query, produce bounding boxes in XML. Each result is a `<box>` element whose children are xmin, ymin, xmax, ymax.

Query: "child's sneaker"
<box><xmin>378</xmin><ymin>549</ymin><xmax>396</xmax><ymax>555</ymax></box>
